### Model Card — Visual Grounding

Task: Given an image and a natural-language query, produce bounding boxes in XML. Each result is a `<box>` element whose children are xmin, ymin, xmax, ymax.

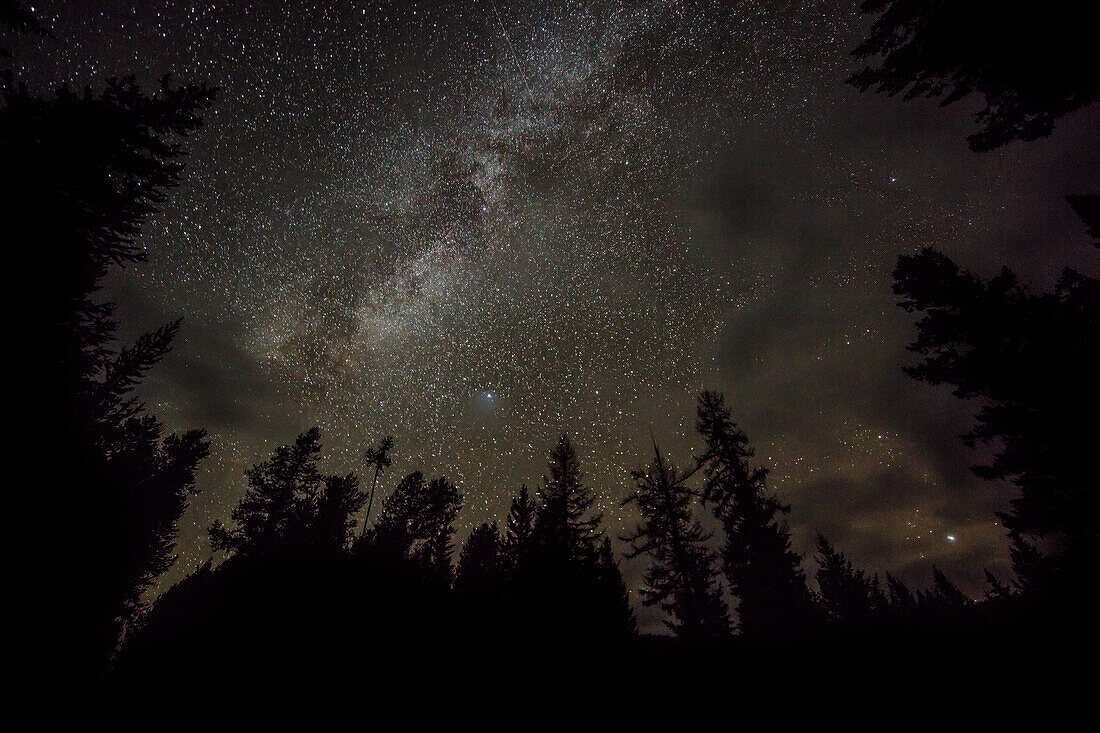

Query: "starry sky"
<box><xmin>15</xmin><ymin>0</ymin><xmax>1099</xmax><ymax>631</ymax></box>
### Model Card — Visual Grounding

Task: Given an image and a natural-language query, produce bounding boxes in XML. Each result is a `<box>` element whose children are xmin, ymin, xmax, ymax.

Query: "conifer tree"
<box><xmin>4</xmin><ymin>9</ymin><xmax>217</xmax><ymax>673</ymax></box>
<box><xmin>533</xmin><ymin>433</ymin><xmax>602</xmax><ymax>564</ymax></box>
<box><xmin>359</xmin><ymin>435</ymin><xmax>394</xmax><ymax>534</ymax></box>
<box><xmin>623</xmin><ymin>442</ymin><xmax>729</xmax><ymax>642</ymax></box>
<box><xmin>695</xmin><ymin>391</ymin><xmax>818</xmax><ymax>644</ymax></box>
<box><xmin>365</xmin><ymin>471</ymin><xmax>463</xmax><ymax>584</ymax></box>
<box><xmin>209</xmin><ymin>428</ymin><xmax>364</xmax><ymax>560</ymax></box>
<box><xmin>814</xmin><ymin>534</ymin><xmax>883</xmax><ymax>625</ymax></box>
<box><xmin>455</xmin><ymin>522</ymin><xmax>503</xmax><ymax>598</ymax></box>
<box><xmin>503</xmin><ymin>484</ymin><xmax>537</xmax><ymax>573</ymax></box>
<box><xmin>313</xmin><ymin>474</ymin><xmax>366</xmax><ymax>554</ymax></box>
<box><xmin>593</xmin><ymin>537</ymin><xmax>638</xmax><ymax>640</ymax></box>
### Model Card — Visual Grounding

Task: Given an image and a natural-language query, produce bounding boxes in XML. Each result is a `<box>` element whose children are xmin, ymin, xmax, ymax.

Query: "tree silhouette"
<box><xmin>209</xmin><ymin>428</ymin><xmax>364</xmax><ymax>560</ymax></box>
<box><xmin>503</xmin><ymin>483</ymin><xmax>537</xmax><ymax>575</ymax></box>
<box><xmin>313</xmin><ymin>473</ymin><xmax>367</xmax><ymax>555</ymax></box>
<box><xmin>695</xmin><ymin>391</ymin><xmax>818</xmax><ymax>644</ymax></box>
<box><xmin>893</xmin><ymin>246</ymin><xmax>1099</xmax><ymax>587</ymax></box>
<box><xmin>362</xmin><ymin>470</ymin><xmax>463</xmax><ymax>585</ymax></box>
<box><xmin>532</xmin><ymin>433</ymin><xmax>602</xmax><ymax>564</ymax></box>
<box><xmin>3</xmin><ymin>11</ymin><xmax>217</xmax><ymax>674</ymax></box>
<box><xmin>1066</xmin><ymin>194</ymin><xmax>1100</xmax><ymax>247</ymax></box>
<box><xmin>593</xmin><ymin>537</ymin><xmax>639</xmax><ymax>641</ymax></box>
<box><xmin>454</xmin><ymin>522</ymin><xmax>503</xmax><ymax>598</ymax></box>
<box><xmin>359</xmin><ymin>434</ymin><xmax>394</xmax><ymax>535</ymax></box>
<box><xmin>623</xmin><ymin>441</ymin><xmax>729</xmax><ymax>643</ymax></box>
<box><xmin>814</xmin><ymin>534</ymin><xmax>883</xmax><ymax>625</ymax></box>
<box><xmin>850</xmin><ymin>0</ymin><xmax>1100</xmax><ymax>151</ymax></box>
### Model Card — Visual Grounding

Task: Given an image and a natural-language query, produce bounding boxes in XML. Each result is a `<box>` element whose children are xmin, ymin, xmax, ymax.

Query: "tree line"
<box><xmin>8</xmin><ymin>0</ymin><xmax>1097</xmax><ymax>727</ymax></box>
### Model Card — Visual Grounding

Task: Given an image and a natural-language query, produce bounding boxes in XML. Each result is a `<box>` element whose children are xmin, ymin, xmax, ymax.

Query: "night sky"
<box><xmin>17</xmin><ymin>0</ymin><xmax>1098</xmax><ymax>631</ymax></box>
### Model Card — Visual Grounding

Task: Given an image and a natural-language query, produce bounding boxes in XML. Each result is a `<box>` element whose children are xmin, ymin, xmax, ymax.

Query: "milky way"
<box><xmin>16</xmin><ymin>0</ymin><xmax>1099</xmax><ymax>630</ymax></box>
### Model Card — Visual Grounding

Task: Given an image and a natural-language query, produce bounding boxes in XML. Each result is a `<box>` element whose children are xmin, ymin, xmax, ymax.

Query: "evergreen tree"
<box><xmin>359</xmin><ymin>435</ymin><xmax>394</xmax><ymax>535</ymax></box>
<box><xmin>417</xmin><ymin>476</ymin><xmax>464</xmax><ymax>585</ymax></box>
<box><xmin>209</xmin><ymin>428</ymin><xmax>363</xmax><ymax>560</ymax></box>
<box><xmin>849</xmin><ymin>0</ymin><xmax>1100</xmax><ymax>151</ymax></box>
<box><xmin>623</xmin><ymin>441</ymin><xmax>729</xmax><ymax>642</ymax></box>
<box><xmin>893</xmin><ymin>246</ymin><xmax>1099</xmax><ymax>587</ymax></box>
<box><xmin>364</xmin><ymin>471</ymin><xmax>463</xmax><ymax>584</ymax></box>
<box><xmin>532</xmin><ymin>433</ymin><xmax>602</xmax><ymax>564</ymax></box>
<box><xmin>313</xmin><ymin>474</ymin><xmax>367</xmax><ymax>555</ymax></box>
<box><xmin>455</xmin><ymin>522</ymin><xmax>503</xmax><ymax>598</ymax></box>
<box><xmin>695</xmin><ymin>391</ymin><xmax>818</xmax><ymax>644</ymax></box>
<box><xmin>503</xmin><ymin>483</ymin><xmax>537</xmax><ymax>573</ymax></box>
<box><xmin>814</xmin><ymin>534</ymin><xmax>883</xmax><ymax>625</ymax></box>
<box><xmin>593</xmin><ymin>537</ymin><xmax>638</xmax><ymax>640</ymax></box>
<box><xmin>3</xmin><ymin>9</ymin><xmax>217</xmax><ymax>673</ymax></box>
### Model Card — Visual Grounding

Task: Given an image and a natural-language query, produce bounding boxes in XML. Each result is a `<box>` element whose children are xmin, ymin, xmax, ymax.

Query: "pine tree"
<box><xmin>893</xmin><ymin>246</ymin><xmax>1099</xmax><ymax>588</ymax></box>
<box><xmin>533</xmin><ymin>433</ymin><xmax>602</xmax><ymax>564</ymax></box>
<box><xmin>416</xmin><ymin>476</ymin><xmax>463</xmax><ymax>585</ymax></box>
<box><xmin>209</xmin><ymin>428</ymin><xmax>363</xmax><ymax>560</ymax></box>
<box><xmin>814</xmin><ymin>534</ymin><xmax>882</xmax><ymax>625</ymax></box>
<box><xmin>313</xmin><ymin>473</ymin><xmax>366</xmax><ymax>554</ymax></box>
<box><xmin>623</xmin><ymin>441</ymin><xmax>729</xmax><ymax>642</ymax></box>
<box><xmin>359</xmin><ymin>435</ymin><xmax>394</xmax><ymax>535</ymax></box>
<box><xmin>364</xmin><ymin>471</ymin><xmax>463</xmax><ymax>584</ymax></box>
<box><xmin>695</xmin><ymin>391</ymin><xmax>818</xmax><ymax>644</ymax></box>
<box><xmin>455</xmin><ymin>522</ymin><xmax>503</xmax><ymax>598</ymax></box>
<box><xmin>503</xmin><ymin>484</ymin><xmax>537</xmax><ymax>574</ymax></box>
<box><xmin>593</xmin><ymin>537</ymin><xmax>638</xmax><ymax>640</ymax></box>
<box><xmin>4</xmin><ymin>19</ymin><xmax>217</xmax><ymax>673</ymax></box>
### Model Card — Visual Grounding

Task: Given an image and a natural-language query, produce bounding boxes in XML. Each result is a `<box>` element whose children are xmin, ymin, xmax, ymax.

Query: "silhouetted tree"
<box><xmin>455</xmin><ymin>522</ymin><xmax>503</xmax><ymax>598</ymax></box>
<box><xmin>893</xmin><ymin>247</ymin><xmax>1099</xmax><ymax>587</ymax></box>
<box><xmin>313</xmin><ymin>473</ymin><xmax>367</xmax><ymax>554</ymax></box>
<box><xmin>695</xmin><ymin>391</ymin><xmax>818</xmax><ymax>644</ymax></box>
<box><xmin>363</xmin><ymin>470</ymin><xmax>463</xmax><ymax>585</ymax></box>
<box><xmin>532</xmin><ymin>433</ymin><xmax>602</xmax><ymax>564</ymax></box>
<box><xmin>850</xmin><ymin>0</ymin><xmax>1100</xmax><ymax>151</ymax></box>
<box><xmin>4</xmin><ymin>8</ymin><xmax>217</xmax><ymax>675</ymax></box>
<box><xmin>593</xmin><ymin>537</ymin><xmax>638</xmax><ymax>640</ymax></box>
<box><xmin>503</xmin><ymin>483</ymin><xmax>537</xmax><ymax>574</ymax></box>
<box><xmin>922</xmin><ymin>566</ymin><xmax>970</xmax><ymax>609</ymax></box>
<box><xmin>209</xmin><ymin>428</ymin><xmax>364</xmax><ymax>559</ymax></box>
<box><xmin>623</xmin><ymin>441</ymin><xmax>729</xmax><ymax>642</ymax></box>
<box><xmin>1066</xmin><ymin>194</ymin><xmax>1100</xmax><ymax>247</ymax></box>
<box><xmin>359</xmin><ymin>434</ymin><xmax>394</xmax><ymax>534</ymax></box>
<box><xmin>814</xmin><ymin>534</ymin><xmax>883</xmax><ymax>625</ymax></box>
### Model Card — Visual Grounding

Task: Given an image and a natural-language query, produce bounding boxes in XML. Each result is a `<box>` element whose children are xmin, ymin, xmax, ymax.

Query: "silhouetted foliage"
<box><xmin>1067</xmin><ymin>194</ymin><xmax>1100</xmax><ymax>247</ymax></box>
<box><xmin>814</xmin><ymin>534</ymin><xmax>883</xmax><ymax>625</ymax></box>
<box><xmin>695</xmin><ymin>391</ymin><xmax>818</xmax><ymax>644</ymax></box>
<box><xmin>4</xmin><ymin>11</ymin><xmax>216</xmax><ymax>677</ymax></box>
<box><xmin>623</xmin><ymin>441</ymin><xmax>729</xmax><ymax>642</ymax></box>
<box><xmin>503</xmin><ymin>483</ymin><xmax>537</xmax><ymax>575</ymax></box>
<box><xmin>358</xmin><ymin>469</ymin><xmax>463</xmax><ymax>586</ymax></box>
<box><xmin>893</xmin><ymin>246</ymin><xmax>1099</xmax><ymax>586</ymax></box>
<box><xmin>209</xmin><ymin>428</ymin><xmax>365</xmax><ymax>560</ymax></box>
<box><xmin>594</xmin><ymin>537</ymin><xmax>639</xmax><ymax>640</ymax></box>
<box><xmin>850</xmin><ymin>0</ymin><xmax>1100</xmax><ymax>150</ymax></box>
<box><xmin>454</xmin><ymin>522</ymin><xmax>504</xmax><ymax>598</ymax></box>
<box><xmin>359</xmin><ymin>434</ymin><xmax>394</xmax><ymax>534</ymax></box>
<box><xmin>532</xmin><ymin>433</ymin><xmax>602</xmax><ymax>563</ymax></box>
